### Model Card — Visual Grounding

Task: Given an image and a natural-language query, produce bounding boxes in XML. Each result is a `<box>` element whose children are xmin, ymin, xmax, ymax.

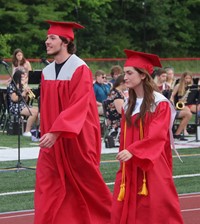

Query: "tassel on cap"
<box><xmin>117</xmin><ymin>122</ymin><xmax>127</xmax><ymax>201</ymax></box>
<box><xmin>138</xmin><ymin>119</ymin><xmax>148</xmax><ymax>196</ymax></box>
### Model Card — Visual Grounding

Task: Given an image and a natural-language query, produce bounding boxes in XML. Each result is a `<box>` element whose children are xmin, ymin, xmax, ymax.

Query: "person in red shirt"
<box><xmin>111</xmin><ymin>49</ymin><xmax>183</xmax><ymax>224</ymax></box>
<box><xmin>34</xmin><ymin>20</ymin><xmax>112</xmax><ymax>224</ymax></box>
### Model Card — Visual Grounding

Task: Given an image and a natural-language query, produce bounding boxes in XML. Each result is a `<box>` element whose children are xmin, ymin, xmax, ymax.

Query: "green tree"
<box><xmin>0</xmin><ymin>0</ymin><xmax>199</xmax><ymax>58</ymax></box>
<box><xmin>0</xmin><ymin>34</ymin><xmax>12</xmax><ymax>58</ymax></box>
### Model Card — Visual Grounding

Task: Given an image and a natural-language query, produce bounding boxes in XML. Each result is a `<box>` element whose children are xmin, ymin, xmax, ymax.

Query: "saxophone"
<box><xmin>176</xmin><ymin>88</ymin><xmax>191</xmax><ymax>110</ymax></box>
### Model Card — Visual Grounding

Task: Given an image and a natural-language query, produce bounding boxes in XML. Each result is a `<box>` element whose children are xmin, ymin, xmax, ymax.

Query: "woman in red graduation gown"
<box><xmin>111</xmin><ymin>49</ymin><xmax>184</xmax><ymax>224</ymax></box>
<box><xmin>34</xmin><ymin>20</ymin><xmax>112</xmax><ymax>224</ymax></box>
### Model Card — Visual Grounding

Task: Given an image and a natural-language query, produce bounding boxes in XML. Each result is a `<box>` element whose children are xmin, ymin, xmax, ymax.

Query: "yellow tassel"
<box><xmin>138</xmin><ymin>119</ymin><xmax>148</xmax><ymax>196</ymax></box>
<box><xmin>138</xmin><ymin>171</ymin><xmax>148</xmax><ymax>196</ymax></box>
<box><xmin>117</xmin><ymin>183</ymin><xmax>125</xmax><ymax>201</ymax></box>
<box><xmin>117</xmin><ymin>161</ymin><xmax>126</xmax><ymax>201</ymax></box>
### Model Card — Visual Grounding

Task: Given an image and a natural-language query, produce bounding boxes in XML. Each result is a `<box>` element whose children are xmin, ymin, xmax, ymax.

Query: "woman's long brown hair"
<box><xmin>125</xmin><ymin>67</ymin><xmax>159</xmax><ymax>126</ymax></box>
<box><xmin>177</xmin><ymin>71</ymin><xmax>193</xmax><ymax>96</ymax></box>
<box><xmin>12</xmin><ymin>48</ymin><xmax>26</xmax><ymax>67</ymax></box>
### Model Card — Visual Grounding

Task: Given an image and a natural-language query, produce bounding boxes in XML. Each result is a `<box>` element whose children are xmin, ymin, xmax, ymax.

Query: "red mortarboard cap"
<box><xmin>46</xmin><ymin>20</ymin><xmax>84</xmax><ymax>41</ymax></box>
<box><xmin>124</xmin><ymin>49</ymin><xmax>162</xmax><ymax>75</ymax></box>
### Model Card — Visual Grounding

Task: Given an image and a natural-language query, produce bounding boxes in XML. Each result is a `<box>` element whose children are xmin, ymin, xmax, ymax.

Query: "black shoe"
<box><xmin>173</xmin><ymin>134</ymin><xmax>188</xmax><ymax>141</ymax></box>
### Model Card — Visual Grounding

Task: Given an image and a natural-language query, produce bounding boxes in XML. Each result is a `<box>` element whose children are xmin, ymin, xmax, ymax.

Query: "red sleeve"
<box><xmin>127</xmin><ymin>101</ymin><xmax>171</xmax><ymax>171</ymax></box>
<box><xmin>49</xmin><ymin>65</ymin><xmax>94</xmax><ymax>138</ymax></box>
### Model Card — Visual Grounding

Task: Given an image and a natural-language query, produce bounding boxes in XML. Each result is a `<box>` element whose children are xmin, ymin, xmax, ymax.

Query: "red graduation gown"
<box><xmin>111</xmin><ymin>101</ymin><xmax>183</xmax><ymax>224</ymax></box>
<box><xmin>34</xmin><ymin>55</ymin><xmax>112</xmax><ymax>224</ymax></box>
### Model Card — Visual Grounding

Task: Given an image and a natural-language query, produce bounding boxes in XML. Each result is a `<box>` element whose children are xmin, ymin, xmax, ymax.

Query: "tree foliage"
<box><xmin>0</xmin><ymin>34</ymin><xmax>12</xmax><ymax>58</ymax></box>
<box><xmin>0</xmin><ymin>0</ymin><xmax>199</xmax><ymax>58</ymax></box>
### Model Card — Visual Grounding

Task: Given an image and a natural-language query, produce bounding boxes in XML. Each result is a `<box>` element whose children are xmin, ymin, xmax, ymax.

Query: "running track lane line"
<box><xmin>179</xmin><ymin>193</ymin><xmax>200</xmax><ymax>224</ymax></box>
<box><xmin>0</xmin><ymin>210</ymin><xmax>34</xmax><ymax>224</ymax></box>
<box><xmin>0</xmin><ymin>194</ymin><xmax>200</xmax><ymax>224</ymax></box>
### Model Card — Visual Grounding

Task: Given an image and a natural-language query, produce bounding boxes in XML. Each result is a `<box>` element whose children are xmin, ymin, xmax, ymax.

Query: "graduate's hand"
<box><xmin>39</xmin><ymin>132</ymin><xmax>61</xmax><ymax>148</ymax></box>
<box><xmin>116</xmin><ymin>149</ymin><xmax>133</xmax><ymax>162</ymax></box>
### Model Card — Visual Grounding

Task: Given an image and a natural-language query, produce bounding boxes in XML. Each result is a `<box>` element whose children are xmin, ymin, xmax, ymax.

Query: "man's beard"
<box><xmin>47</xmin><ymin>45</ymin><xmax>62</xmax><ymax>56</ymax></box>
<box><xmin>47</xmin><ymin>49</ymin><xmax>60</xmax><ymax>56</ymax></box>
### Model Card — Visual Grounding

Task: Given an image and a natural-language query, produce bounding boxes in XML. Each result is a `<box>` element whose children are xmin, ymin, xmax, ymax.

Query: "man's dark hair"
<box><xmin>59</xmin><ymin>36</ymin><xmax>76</xmax><ymax>54</ymax></box>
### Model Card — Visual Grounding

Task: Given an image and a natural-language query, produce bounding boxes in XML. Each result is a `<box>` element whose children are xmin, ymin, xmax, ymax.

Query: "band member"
<box><xmin>165</xmin><ymin>66</ymin><xmax>177</xmax><ymax>89</ymax></box>
<box><xmin>153</xmin><ymin>68</ymin><xmax>171</xmax><ymax>99</ymax></box>
<box><xmin>154</xmin><ymin>69</ymin><xmax>192</xmax><ymax>139</ymax></box>
<box><xmin>7</xmin><ymin>69</ymin><xmax>38</xmax><ymax>137</ymax></box>
<box><xmin>34</xmin><ymin>20</ymin><xmax>112</xmax><ymax>224</ymax></box>
<box><xmin>171</xmin><ymin>71</ymin><xmax>200</xmax><ymax>114</ymax></box>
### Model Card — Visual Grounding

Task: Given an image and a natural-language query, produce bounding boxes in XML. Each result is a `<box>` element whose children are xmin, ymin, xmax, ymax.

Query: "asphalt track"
<box><xmin>0</xmin><ymin>192</ymin><xmax>200</xmax><ymax>224</ymax></box>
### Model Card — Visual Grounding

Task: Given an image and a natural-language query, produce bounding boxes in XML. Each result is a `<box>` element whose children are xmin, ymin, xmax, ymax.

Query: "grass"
<box><xmin>0</xmin><ymin>147</ymin><xmax>200</xmax><ymax>212</ymax></box>
<box><xmin>0</xmin><ymin>194</ymin><xmax>34</xmax><ymax>212</ymax></box>
<box><xmin>173</xmin><ymin>149</ymin><xmax>200</xmax><ymax>193</ymax></box>
<box><xmin>0</xmin><ymin>131</ymin><xmax>38</xmax><ymax>148</ymax></box>
<box><xmin>0</xmin><ymin>169</ymin><xmax>35</xmax><ymax>191</ymax></box>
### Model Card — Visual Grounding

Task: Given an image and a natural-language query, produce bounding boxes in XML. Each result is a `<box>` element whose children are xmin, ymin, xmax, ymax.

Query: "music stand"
<box><xmin>28</xmin><ymin>70</ymin><xmax>41</xmax><ymax>141</ymax></box>
<box><xmin>28</xmin><ymin>70</ymin><xmax>42</xmax><ymax>84</ymax></box>
<box><xmin>195</xmin><ymin>86</ymin><xmax>200</xmax><ymax>142</ymax></box>
<box><xmin>187</xmin><ymin>85</ymin><xmax>200</xmax><ymax>142</ymax></box>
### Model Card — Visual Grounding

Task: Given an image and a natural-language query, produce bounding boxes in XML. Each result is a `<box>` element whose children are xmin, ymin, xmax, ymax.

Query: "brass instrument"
<box><xmin>28</xmin><ymin>89</ymin><xmax>36</xmax><ymax>99</ymax></box>
<box><xmin>23</xmin><ymin>84</ymin><xmax>35</xmax><ymax>99</ymax></box>
<box><xmin>175</xmin><ymin>88</ymin><xmax>191</xmax><ymax>110</ymax></box>
<box><xmin>175</xmin><ymin>101</ymin><xmax>185</xmax><ymax>110</ymax></box>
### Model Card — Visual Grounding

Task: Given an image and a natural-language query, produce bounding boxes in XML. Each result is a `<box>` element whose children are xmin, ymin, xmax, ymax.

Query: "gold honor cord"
<box><xmin>117</xmin><ymin>121</ymin><xmax>127</xmax><ymax>201</ymax></box>
<box><xmin>117</xmin><ymin>119</ymin><xmax>148</xmax><ymax>202</ymax></box>
<box><xmin>138</xmin><ymin>118</ymin><xmax>148</xmax><ymax>196</ymax></box>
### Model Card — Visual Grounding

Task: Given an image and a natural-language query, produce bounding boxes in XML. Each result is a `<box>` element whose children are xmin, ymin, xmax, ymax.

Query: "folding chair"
<box><xmin>2</xmin><ymin>92</ymin><xmax>26</xmax><ymax>135</ymax></box>
<box><xmin>102</xmin><ymin>99</ymin><xmax>121</xmax><ymax>148</ymax></box>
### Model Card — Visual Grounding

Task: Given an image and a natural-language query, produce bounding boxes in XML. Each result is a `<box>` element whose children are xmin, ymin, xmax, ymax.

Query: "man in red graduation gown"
<box><xmin>34</xmin><ymin>20</ymin><xmax>112</xmax><ymax>224</ymax></box>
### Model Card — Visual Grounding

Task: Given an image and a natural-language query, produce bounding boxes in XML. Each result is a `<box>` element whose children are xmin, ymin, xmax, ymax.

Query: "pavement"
<box><xmin>0</xmin><ymin>136</ymin><xmax>199</xmax><ymax>162</ymax></box>
<box><xmin>0</xmin><ymin>141</ymin><xmax>119</xmax><ymax>162</ymax></box>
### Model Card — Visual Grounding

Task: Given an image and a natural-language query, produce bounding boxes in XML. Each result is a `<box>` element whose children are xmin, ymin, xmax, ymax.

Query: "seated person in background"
<box><xmin>171</xmin><ymin>71</ymin><xmax>200</xmax><ymax>114</ymax></box>
<box><xmin>7</xmin><ymin>69</ymin><xmax>38</xmax><ymax>137</ymax></box>
<box><xmin>109</xmin><ymin>65</ymin><xmax>123</xmax><ymax>85</ymax></box>
<box><xmin>102</xmin><ymin>72</ymin><xmax>111</xmax><ymax>86</ymax></box>
<box><xmin>155</xmin><ymin>69</ymin><xmax>192</xmax><ymax>140</ymax></box>
<box><xmin>171</xmin><ymin>71</ymin><xmax>198</xmax><ymax>138</ymax></box>
<box><xmin>93</xmin><ymin>70</ymin><xmax>111</xmax><ymax>115</ymax></box>
<box><xmin>174</xmin><ymin>107</ymin><xmax>193</xmax><ymax>140</ymax></box>
<box><xmin>11</xmin><ymin>48</ymin><xmax>32</xmax><ymax>75</ymax></box>
<box><xmin>165</xmin><ymin>66</ymin><xmax>177</xmax><ymax>89</ymax></box>
<box><xmin>154</xmin><ymin>68</ymin><xmax>171</xmax><ymax>99</ymax></box>
<box><xmin>104</xmin><ymin>75</ymin><xmax>127</xmax><ymax>135</ymax></box>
